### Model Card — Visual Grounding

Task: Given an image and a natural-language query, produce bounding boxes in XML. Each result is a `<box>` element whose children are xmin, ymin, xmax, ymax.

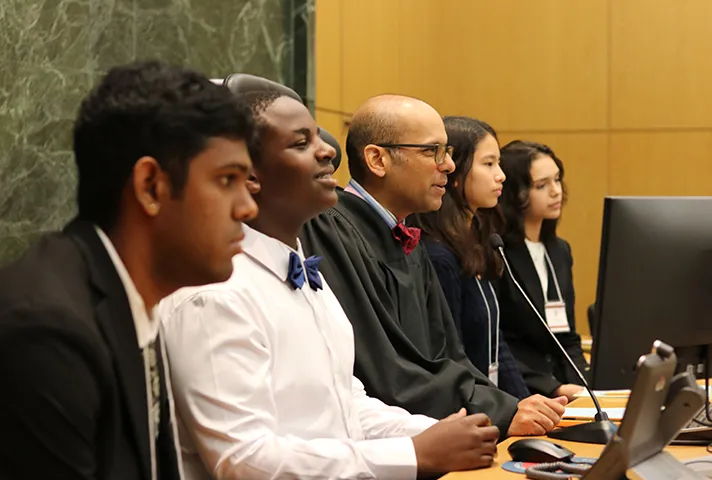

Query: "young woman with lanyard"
<box><xmin>497</xmin><ymin>140</ymin><xmax>589</xmax><ymax>401</ymax></box>
<box><xmin>412</xmin><ymin>117</ymin><xmax>531</xmax><ymax>400</ymax></box>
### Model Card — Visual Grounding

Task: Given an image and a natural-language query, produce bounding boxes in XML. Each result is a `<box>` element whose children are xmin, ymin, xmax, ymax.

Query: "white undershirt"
<box><xmin>525</xmin><ymin>238</ymin><xmax>549</xmax><ymax>298</ymax></box>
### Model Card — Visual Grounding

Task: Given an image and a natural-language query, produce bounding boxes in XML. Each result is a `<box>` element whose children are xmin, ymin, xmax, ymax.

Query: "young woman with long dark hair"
<box><xmin>413</xmin><ymin>117</ymin><xmax>531</xmax><ymax>400</ymax></box>
<box><xmin>497</xmin><ymin>140</ymin><xmax>588</xmax><ymax>401</ymax></box>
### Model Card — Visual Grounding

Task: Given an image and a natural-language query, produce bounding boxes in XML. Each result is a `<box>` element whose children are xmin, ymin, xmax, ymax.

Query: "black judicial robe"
<box><xmin>301</xmin><ymin>189</ymin><xmax>519</xmax><ymax>436</ymax></box>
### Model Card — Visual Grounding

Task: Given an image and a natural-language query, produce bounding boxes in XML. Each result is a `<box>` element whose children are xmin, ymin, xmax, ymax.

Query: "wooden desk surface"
<box><xmin>442</xmin><ymin>396</ymin><xmax>709</xmax><ymax>479</ymax></box>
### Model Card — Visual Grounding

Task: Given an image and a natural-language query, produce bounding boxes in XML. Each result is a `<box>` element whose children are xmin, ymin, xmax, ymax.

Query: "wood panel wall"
<box><xmin>315</xmin><ymin>0</ymin><xmax>712</xmax><ymax>335</ymax></box>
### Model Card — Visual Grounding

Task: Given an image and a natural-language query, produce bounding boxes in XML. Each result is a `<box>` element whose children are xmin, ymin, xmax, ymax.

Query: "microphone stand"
<box><xmin>490</xmin><ymin>234</ymin><xmax>617</xmax><ymax>445</ymax></box>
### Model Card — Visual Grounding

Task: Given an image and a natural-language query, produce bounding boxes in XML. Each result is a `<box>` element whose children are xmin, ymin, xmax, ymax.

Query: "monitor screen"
<box><xmin>590</xmin><ymin>196</ymin><xmax>712</xmax><ymax>389</ymax></box>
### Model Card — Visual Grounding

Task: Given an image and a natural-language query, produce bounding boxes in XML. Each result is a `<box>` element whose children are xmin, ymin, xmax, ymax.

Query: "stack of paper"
<box><xmin>573</xmin><ymin>389</ymin><xmax>630</xmax><ymax>399</ymax></box>
<box><xmin>563</xmin><ymin>407</ymin><xmax>626</xmax><ymax>421</ymax></box>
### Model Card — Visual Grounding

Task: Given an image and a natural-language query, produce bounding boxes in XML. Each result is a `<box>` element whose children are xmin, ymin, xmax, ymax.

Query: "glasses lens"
<box><xmin>435</xmin><ymin>144</ymin><xmax>453</xmax><ymax>164</ymax></box>
<box><xmin>432</xmin><ymin>145</ymin><xmax>441</xmax><ymax>164</ymax></box>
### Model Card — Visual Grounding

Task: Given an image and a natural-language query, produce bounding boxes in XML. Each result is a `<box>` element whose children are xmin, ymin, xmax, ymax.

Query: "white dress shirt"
<box><xmin>95</xmin><ymin>226</ymin><xmax>160</xmax><ymax>348</ymax></box>
<box><xmin>158</xmin><ymin>225</ymin><xmax>437</xmax><ymax>480</ymax></box>
<box><xmin>94</xmin><ymin>226</ymin><xmax>184</xmax><ymax>480</ymax></box>
<box><xmin>525</xmin><ymin>238</ymin><xmax>549</xmax><ymax>298</ymax></box>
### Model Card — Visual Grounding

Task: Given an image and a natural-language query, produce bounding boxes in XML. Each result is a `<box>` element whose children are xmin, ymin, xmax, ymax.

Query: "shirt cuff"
<box><xmin>400</xmin><ymin>414</ymin><xmax>438</xmax><ymax>437</ymax></box>
<box><xmin>356</xmin><ymin>437</ymin><xmax>419</xmax><ymax>480</ymax></box>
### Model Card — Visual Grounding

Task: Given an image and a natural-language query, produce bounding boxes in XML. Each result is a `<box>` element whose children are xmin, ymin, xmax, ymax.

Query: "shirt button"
<box><xmin>545</xmin><ymin>355</ymin><xmax>553</xmax><ymax>363</ymax></box>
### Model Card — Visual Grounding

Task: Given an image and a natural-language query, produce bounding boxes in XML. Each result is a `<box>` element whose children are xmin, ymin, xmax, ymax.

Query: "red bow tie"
<box><xmin>392</xmin><ymin>223</ymin><xmax>421</xmax><ymax>255</ymax></box>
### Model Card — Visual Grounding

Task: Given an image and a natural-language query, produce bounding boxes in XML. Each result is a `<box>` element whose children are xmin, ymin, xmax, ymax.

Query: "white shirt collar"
<box><xmin>240</xmin><ymin>224</ymin><xmax>305</xmax><ymax>284</ymax></box>
<box><xmin>94</xmin><ymin>226</ymin><xmax>160</xmax><ymax>348</ymax></box>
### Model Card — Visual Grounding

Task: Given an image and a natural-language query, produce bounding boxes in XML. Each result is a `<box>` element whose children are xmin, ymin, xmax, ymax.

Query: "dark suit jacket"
<box><xmin>496</xmin><ymin>237</ymin><xmax>589</xmax><ymax>397</ymax></box>
<box><xmin>0</xmin><ymin>220</ymin><xmax>179</xmax><ymax>480</ymax></box>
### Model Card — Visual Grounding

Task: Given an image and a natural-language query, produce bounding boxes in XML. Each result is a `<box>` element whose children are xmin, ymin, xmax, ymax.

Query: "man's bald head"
<box><xmin>346</xmin><ymin>95</ymin><xmax>443</xmax><ymax>182</ymax></box>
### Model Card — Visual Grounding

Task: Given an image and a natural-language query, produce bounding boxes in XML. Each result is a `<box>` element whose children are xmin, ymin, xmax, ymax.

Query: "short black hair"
<box><xmin>242</xmin><ymin>90</ymin><xmax>292</xmax><ymax>165</ymax></box>
<box><xmin>73</xmin><ymin>60</ymin><xmax>253</xmax><ymax>231</ymax></box>
<box><xmin>499</xmin><ymin>140</ymin><xmax>568</xmax><ymax>244</ymax></box>
<box><xmin>345</xmin><ymin>110</ymin><xmax>399</xmax><ymax>183</ymax></box>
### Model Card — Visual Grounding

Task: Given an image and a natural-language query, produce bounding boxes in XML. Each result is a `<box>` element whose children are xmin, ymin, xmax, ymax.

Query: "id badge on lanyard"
<box><xmin>488</xmin><ymin>363</ymin><xmax>499</xmax><ymax>386</ymax></box>
<box><xmin>544</xmin><ymin>251</ymin><xmax>570</xmax><ymax>333</ymax></box>
<box><xmin>476</xmin><ymin>279</ymin><xmax>500</xmax><ymax>386</ymax></box>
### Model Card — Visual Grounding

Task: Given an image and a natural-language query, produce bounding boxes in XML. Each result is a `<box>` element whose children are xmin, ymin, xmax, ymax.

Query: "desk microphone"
<box><xmin>489</xmin><ymin>233</ymin><xmax>617</xmax><ymax>445</ymax></box>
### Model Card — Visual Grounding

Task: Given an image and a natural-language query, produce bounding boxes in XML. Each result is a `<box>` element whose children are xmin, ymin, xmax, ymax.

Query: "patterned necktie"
<box><xmin>146</xmin><ymin>341</ymin><xmax>161</xmax><ymax>441</ymax></box>
<box><xmin>392</xmin><ymin>223</ymin><xmax>421</xmax><ymax>255</ymax></box>
<box><xmin>149</xmin><ymin>336</ymin><xmax>181</xmax><ymax>479</ymax></box>
<box><xmin>287</xmin><ymin>252</ymin><xmax>323</xmax><ymax>290</ymax></box>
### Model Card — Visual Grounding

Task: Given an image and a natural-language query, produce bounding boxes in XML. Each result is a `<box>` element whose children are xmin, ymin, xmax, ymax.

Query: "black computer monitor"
<box><xmin>590</xmin><ymin>196</ymin><xmax>712</xmax><ymax>390</ymax></box>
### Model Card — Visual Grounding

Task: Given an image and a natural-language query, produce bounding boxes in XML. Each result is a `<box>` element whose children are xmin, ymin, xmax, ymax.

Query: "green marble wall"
<box><xmin>0</xmin><ymin>0</ymin><xmax>313</xmax><ymax>265</ymax></box>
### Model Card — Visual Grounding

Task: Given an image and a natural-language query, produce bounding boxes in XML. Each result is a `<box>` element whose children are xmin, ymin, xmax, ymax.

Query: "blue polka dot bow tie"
<box><xmin>287</xmin><ymin>252</ymin><xmax>323</xmax><ymax>291</ymax></box>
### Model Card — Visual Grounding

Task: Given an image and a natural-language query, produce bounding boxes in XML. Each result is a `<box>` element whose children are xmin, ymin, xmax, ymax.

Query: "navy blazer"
<box><xmin>424</xmin><ymin>239</ymin><xmax>531</xmax><ymax>400</ymax></box>
<box><xmin>496</xmin><ymin>237</ymin><xmax>589</xmax><ymax>397</ymax></box>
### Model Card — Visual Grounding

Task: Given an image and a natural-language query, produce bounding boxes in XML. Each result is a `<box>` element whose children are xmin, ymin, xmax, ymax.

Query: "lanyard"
<box><xmin>543</xmin><ymin>249</ymin><xmax>564</xmax><ymax>303</ymax></box>
<box><xmin>475</xmin><ymin>278</ymin><xmax>499</xmax><ymax>366</ymax></box>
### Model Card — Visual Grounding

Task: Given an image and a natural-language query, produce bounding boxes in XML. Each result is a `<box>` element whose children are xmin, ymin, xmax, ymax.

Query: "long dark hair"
<box><xmin>412</xmin><ymin>116</ymin><xmax>504</xmax><ymax>279</ymax></box>
<box><xmin>499</xmin><ymin>140</ymin><xmax>567</xmax><ymax>244</ymax></box>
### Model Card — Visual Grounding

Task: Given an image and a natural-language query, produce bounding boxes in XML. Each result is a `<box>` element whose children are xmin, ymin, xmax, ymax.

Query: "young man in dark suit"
<box><xmin>0</xmin><ymin>61</ymin><xmax>258</xmax><ymax>480</ymax></box>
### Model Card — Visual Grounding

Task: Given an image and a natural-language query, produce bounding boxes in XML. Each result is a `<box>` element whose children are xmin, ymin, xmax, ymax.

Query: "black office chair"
<box><xmin>214</xmin><ymin>73</ymin><xmax>342</xmax><ymax>172</ymax></box>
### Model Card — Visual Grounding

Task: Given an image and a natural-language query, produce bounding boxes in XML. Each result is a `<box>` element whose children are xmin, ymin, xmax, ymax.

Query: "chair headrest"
<box><xmin>222</xmin><ymin>73</ymin><xmax>302</xmax><ymax>102</ymax></box>
<box><xmin>216</xmin><ymin>74</ymin><xmax>342</xmax><ymax>172</ymax></box>
<box><xmin>319</xmin><ymin>129</ymin><xmax>341</xmax><ymax>172</ymax></box>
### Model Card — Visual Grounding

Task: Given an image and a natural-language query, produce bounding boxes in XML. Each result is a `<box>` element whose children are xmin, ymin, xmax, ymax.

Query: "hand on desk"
<box><xmin>412</xmin><ymin>409</ymin><xmax>499</xmax><ymax>475</ymax></box>
<box><xmin>507</xmin><ymin>395</ymin><xmax>569</xmax><ymax>436</ymax></box>
<box><xmin>555</xmin><ymin>383</ymin><xmax>586</xmax><ymax>402</ymax></box>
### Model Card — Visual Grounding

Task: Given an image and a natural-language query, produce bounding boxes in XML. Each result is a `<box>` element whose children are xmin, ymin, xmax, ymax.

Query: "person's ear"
<box><xmin>363</xmin><ymin>145</ymin><xmax>391</xmax><ymax>179</ymax></box>
<box><xmin>132</xmin><ymin>156</ymin><xmax>171</xmax><ymax>217</ymax></box>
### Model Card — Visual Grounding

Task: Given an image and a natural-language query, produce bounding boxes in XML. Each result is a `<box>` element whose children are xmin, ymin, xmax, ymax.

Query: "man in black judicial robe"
<box><xmin>301</xmin><ymin>95</ymin><xmax>568</xmax><ymax>438</ymax></box>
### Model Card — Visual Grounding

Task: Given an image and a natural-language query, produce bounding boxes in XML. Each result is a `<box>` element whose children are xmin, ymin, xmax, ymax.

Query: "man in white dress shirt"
<box><xmin>158</xmin><ymin>91</ymin><xmax>502</xmax><ymax>479</ymax></box>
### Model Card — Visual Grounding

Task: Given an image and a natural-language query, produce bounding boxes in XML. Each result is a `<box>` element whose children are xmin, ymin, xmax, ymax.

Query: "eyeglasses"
<box><xmin>376</xmin><ymin>143</ymin><xmax>454</xmax><ymax>165</ymax></box>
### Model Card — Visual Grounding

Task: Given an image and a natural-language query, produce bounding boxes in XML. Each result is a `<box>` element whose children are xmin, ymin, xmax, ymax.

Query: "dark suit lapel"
<box><xmin>65</xmin><ymin>220</ymin><xmax>151</xmax><ymax>480</ymax></box>
<box><xmin>506</xmin><ymin>242</ymin><xmax>546</xmax><ymax>316</ymax></box>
